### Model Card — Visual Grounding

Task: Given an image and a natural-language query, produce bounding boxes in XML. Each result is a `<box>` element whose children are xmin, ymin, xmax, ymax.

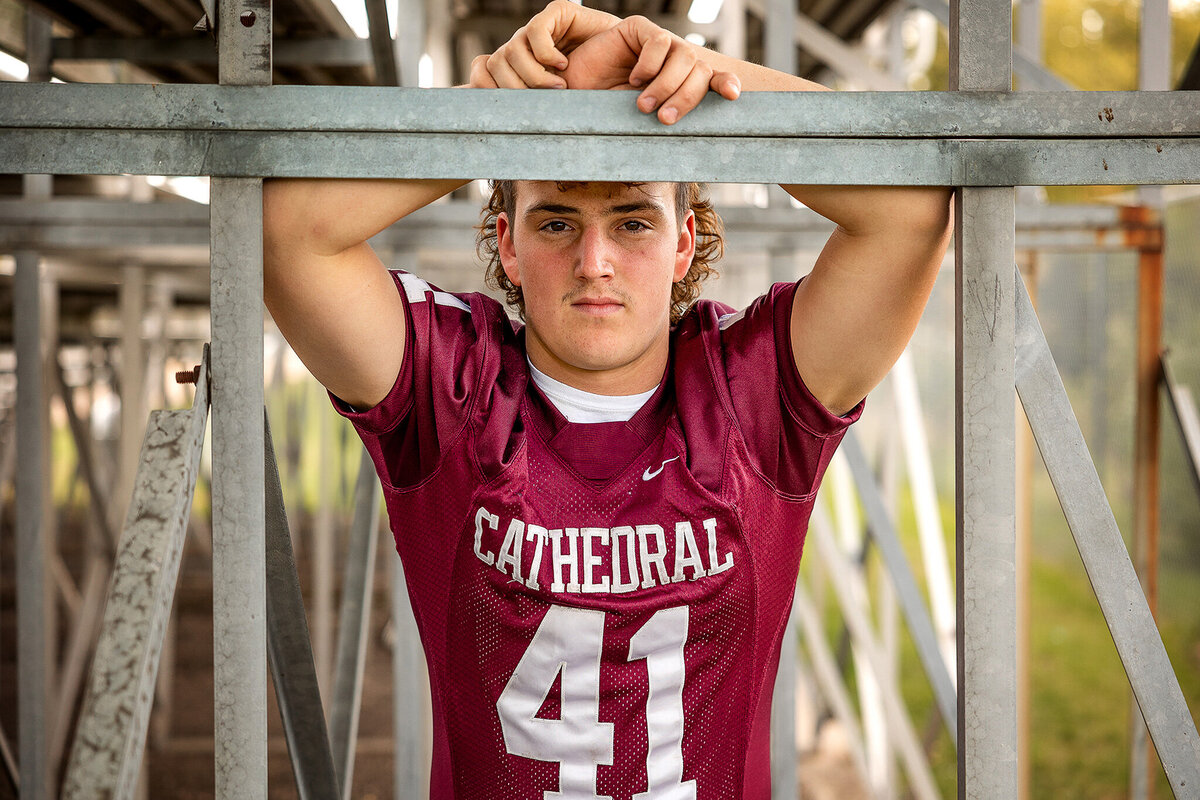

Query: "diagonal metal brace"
<box><xmin>1014</xmin><ymin>267</ymin><xmax>1200</xmax><ymax>797</ymax></box>
<box><xmin>329</xmin><ymin>449</ymin><xmax>382</xmax><ymax>798</ymax></box>
<box><xmin>840</xmin><ymin>431</ymin><xmax>959</xmax><ymax>746</ymax></box>
<box><xmin>61</xmin><ymin>345</ymin><xmax>211</xmax><ymax>800</ymax></box>
<box><xmin>264</xmin><ymin>411</ymin><xmax>341</xmax><ymax>800</ymax></box>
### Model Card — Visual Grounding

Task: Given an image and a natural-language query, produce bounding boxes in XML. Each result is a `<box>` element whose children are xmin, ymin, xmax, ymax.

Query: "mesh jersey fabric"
<box><xmin>333</xmin><ymin>270</ymin><xmax>862</xmax><ymax>800</ymax></box>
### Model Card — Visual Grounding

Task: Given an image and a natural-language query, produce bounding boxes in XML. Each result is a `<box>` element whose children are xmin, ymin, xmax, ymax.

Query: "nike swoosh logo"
<box><xmin>642</xmin><ymin>456</ymin><xmax>680</xmax><ymax>481</ymax></box>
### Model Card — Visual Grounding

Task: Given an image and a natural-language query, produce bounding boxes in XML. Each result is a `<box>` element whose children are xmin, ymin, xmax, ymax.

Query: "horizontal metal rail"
<box><xmin>2</xmin><ymin>131</ymin><xmax>1197</xmax><ymax>185</ymax></box>
<box><xmin>0</xmin><ymin>87</ymin><xmax>1197</xmax><ymax>185</ymax></box>
<box><xmin>1014</xmin><ymin>269</ymin><xmax>1200</xmax><ymax>796</ymax></box>
<box><xmin>3</xmin><ymin>85</ymin><xmax>1196</xmax><ymax>138</ymax></box>
<box><xmin>60</xmin><ymin>347</ymin><xmax>210</xmax><ymax>800</ymax></box>
<box><xmin>0</xmin><ymin>199</ymin><xmax>1162</xmax><ymax>254</ymax></box>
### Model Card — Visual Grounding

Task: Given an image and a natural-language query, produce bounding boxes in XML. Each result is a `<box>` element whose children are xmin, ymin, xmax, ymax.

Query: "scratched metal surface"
<box><xmin>61</xmin><ymin>355</ymin><xmax>210</xmax><ymax>800</ymax></box>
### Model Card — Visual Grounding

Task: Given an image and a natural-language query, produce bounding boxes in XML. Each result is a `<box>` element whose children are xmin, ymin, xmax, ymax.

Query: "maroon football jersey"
<box><xmin>334</xmin><ymin>271</ymin><xmax>861</xmax><ymax>799</ymax></box>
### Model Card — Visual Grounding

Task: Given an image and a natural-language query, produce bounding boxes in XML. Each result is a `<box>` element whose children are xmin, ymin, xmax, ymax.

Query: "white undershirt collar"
<box><xmin>527</xmin><ymin>359</ymin><xmax>655</xmax><ymax>423</ymax></box>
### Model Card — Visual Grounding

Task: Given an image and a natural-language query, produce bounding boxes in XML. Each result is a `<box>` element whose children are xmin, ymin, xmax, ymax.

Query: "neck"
<box><xmin>525</xmin><ymin>330</ymin><xmax>668</xmax><ymax>396</ymax></box>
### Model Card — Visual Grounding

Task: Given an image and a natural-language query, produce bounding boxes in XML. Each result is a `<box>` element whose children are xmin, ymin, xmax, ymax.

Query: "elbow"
<box><xmin>907</xmin><ymin>187</ymin><xmax>955</xmax><ymax>240</ymax></box>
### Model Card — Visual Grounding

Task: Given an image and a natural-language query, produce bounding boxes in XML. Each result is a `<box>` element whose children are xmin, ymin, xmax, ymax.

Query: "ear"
<box><xmin>673</xmin><ymin>209</ymin><xmax>696</xmax><ymax>283</ymax></box>
<box><xmin>497</xmin><ymin>212</ymin><xmax>522</xmax><ymax>287</ymax></box>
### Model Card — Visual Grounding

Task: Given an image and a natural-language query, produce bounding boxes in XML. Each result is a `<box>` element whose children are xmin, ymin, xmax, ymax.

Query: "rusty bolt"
<box><xmin>240</xmin><ymin>10</ymin><xmax>256</xmax><ymax>26</ymax></box>
<box><xmin>176</xmin><ymin>365</ymin><xmax>201</xmax><ymax>385</ymax></box>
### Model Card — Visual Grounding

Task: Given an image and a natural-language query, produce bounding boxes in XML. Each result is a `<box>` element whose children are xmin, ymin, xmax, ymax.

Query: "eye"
<box><xmin>619</xmin><ymin>220</ymin><xmax>650</xmax><ymax>232</ymax></box>
<box><xmin>540</xmin><ymin>220</ymin><xmax>571</xmax><ymax>233</ymax></box>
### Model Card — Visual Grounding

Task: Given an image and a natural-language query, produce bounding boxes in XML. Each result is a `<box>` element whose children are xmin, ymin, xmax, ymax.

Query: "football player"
<box><xmin>263</xmin><ymin>3</ymin><xmax>952</xmax><ymax>797</ymax></box>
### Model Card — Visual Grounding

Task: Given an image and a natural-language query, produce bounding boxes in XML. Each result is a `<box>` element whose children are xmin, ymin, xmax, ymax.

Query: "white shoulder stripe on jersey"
<box><xmin>717</xmin><ymin>309</ymin><xmax>747</xmax><ymax>331</ymax></box>
<box><xmin>395</xmin><ymin>271</ymin><xmax>470</xmax><ymax>312</ymax></box>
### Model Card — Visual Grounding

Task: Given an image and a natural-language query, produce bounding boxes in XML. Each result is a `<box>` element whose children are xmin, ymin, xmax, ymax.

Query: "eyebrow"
<box><xmin>523</xmin><ymin>200</ymin><xmax>668</xmax><ymax>218</ymax></box>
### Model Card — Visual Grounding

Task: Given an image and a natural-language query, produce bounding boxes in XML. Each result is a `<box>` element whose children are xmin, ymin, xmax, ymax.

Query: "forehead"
<box><xmin>512</xmin><ymin>180</ymin><xmax>675</xmax><ymax>212</ymax></box>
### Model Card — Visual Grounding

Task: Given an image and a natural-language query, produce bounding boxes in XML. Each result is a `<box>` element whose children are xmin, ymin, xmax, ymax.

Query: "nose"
<box><xmin>574</xmin><ymin>227</ymin><xmax>615</xmax><ymax>281</ymax></box>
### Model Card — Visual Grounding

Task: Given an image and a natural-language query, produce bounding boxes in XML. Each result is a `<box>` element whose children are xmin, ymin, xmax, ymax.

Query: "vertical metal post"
<box><xmin>118</xmin><ymin>265</ymin><xmax>147</xmax><ymax>526</ymax></box>
<box><xmin>1138</xmin><ymin>0</ymin><xmax>1170</xmax><ymax>207</ymax></box>
<box><xmin>211</xmin><ymin>1</ymin><xmax>270</xmax><ymax>797</ymax></box>
<box><xmin>950</xmin><ymin>1</ymin><xmax>1017</xmax><ymax>798</ymax></box>
<box><xmin>719</xmin><ymin>0</ymin><xmax>747</xmax><ymax>61</ymax></box>
<box><xmin>396</xmin><ymin>0</ymin><xmax>426</xmax><ymax>90</ymax></box>
<box><xmin>15</xmin><ymin>248</ymin><xmax>49</xmax><ymax>800</ymax></box>
<box><xmin>765</xmin><ymin>0</ymin><xmax>797</xmax><ymax>77</ymax></box>
<box><xmin>16</xmin><ymin>7</ymin><xmax>53</xmax><ymax>797</ymax></box>
<box><xmin>313</xmin><ymin>386</ymin><xmax>335</xmax><ymax>696</ymax></box>
<box><xmin>391</xmin><ymin>556</ymin><xmax>429</xmax><ymax>800</ymax></box>
<box><xmin>1014</xmin><ymin>256</ymin><xmax>1037</xmax><ymax>800</ymax></box>
<box><xmin>770</xmin><ymin>602</ymin><xmax>798</xmax><ymax>800</ymax></box>
<box><xmin>1131</xmin><ymin>238</ymin><xmax>1164</xmax><ymax>800</ymax></box>
<box><xmin>1132</xmin><ymin>1</ymin><xmax>1168</xmax><ymax>793</ymax></box>
<box><xmin>1015</xmin><ymin>0</ymin><xmax>1042</xmax><ymax>79</ymax></box>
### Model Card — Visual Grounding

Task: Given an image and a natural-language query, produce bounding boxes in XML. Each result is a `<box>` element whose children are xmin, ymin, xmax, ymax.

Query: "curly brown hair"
<box><xmin>476</xmin><ymin>181</ymin><xmax>724</xmax><ymax>324</ymax></box>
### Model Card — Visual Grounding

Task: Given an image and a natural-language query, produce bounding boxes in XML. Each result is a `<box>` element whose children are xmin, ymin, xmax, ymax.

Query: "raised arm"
<box><xmin>478</xmin><ymin>2</ymin><xmax>953</xmax><ymax>416</ymax></box>
<box><xmin>263</xmin><ymin>171</ymin><xmax>467</xmax><ymax>409</ymax></box>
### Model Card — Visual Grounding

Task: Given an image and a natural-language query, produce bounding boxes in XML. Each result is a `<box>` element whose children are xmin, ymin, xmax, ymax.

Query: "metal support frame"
<box><xmin>210</xmin><ymin>2</ymin><xmax>270</xmax><ymax>796</ymax></box>
<box><xmin>951</xmin><ymin>2</ymin><xmax>1017</xmax><ymax>797</ymax></box>
<box><xmin>61</xmin><ymin>349</ymin><xmax>210</xmax><ymax>799</ymax></box>
<box><xmin>1</xmin><ymin>86</ymin><xmax>1198</xmax><ymax>184</ymax></box>
<box><xmin>903</xmin><ymin>0</ymin><xmax>1071</xmax><ymax>90</ymax></box>
<box><xmin>1013</xmin><ymin>268</ymin><xmax>1200</xmax><ymax>796</ymax></box>
<box><xmin>14</xmin><ymin>245</ymin><xmax>49</xmax><ymax>800</ymax></box>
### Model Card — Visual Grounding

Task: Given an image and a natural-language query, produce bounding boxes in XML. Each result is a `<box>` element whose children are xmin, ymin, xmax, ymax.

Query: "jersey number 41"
<box><xmin>497</xmin><ymin>604</ymin><xmax>698</xmax><ymax>800</ymax></box>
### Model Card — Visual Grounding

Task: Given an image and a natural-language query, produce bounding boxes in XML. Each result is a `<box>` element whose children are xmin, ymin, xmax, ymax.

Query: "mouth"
<box><xmin>571</xmin><ymin>296</ymin><xmax>625</xmax><ymax>316</ymax></box>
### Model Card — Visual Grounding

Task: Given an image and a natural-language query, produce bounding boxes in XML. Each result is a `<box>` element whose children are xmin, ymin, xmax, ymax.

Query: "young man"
<box><xmin>263</xmin><ymin>3</ymin><xmax>952</xmax><ymax>797</ymax></box>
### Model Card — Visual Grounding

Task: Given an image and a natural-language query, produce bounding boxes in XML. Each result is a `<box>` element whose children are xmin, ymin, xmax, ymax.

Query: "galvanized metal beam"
<box><xmin>3</xmin><ymin>130</ymin><xmax>1198</xmax><ymax>185</ymax></box>
<box><xmin>210</xmin><ymin>2</ymin><xmax>270</xmax><ymax>797</ymax></box>
<box><xmin>903</xmin><ymin>0</ymin><xmax>1072</xmax><ymax>90</ymax></box>
<box><xmin>951</xmin><ymin>1</ymin><xmax>1018</xmax><ymax>797</ymax></box>
<box><xmin>390</xmin><ymin>554</ymin><xmax>427</xmax><ymax>800</ymax></box>
<box><xmin>14</xmin><ymin>247</ymin><xmax>50</xmax><ymax>800</ymax></box>
<box><xmin>60</xmin><ymin>349</ymin><xmax>210</xmax><ymax>800</ymax></box>
<box><xmin>770</xmin><ymin>599</ymin><xmax>799</xmax><ymax>800</ymax></box>
<box><xmin>2</xmin><ymin>84</ymin><xmax>1195</xmax><ymax>137</ymax></box>
<box><xmin>1013</xmin><ymin>267</ymin><xmax>1200</xmax><ymax>798</ymax></box>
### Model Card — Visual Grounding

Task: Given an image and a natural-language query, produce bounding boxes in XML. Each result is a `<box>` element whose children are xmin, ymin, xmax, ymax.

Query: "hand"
<box><xmin>469</xmin><ymin>0</ymin><xmax>619</xmax><ymax>89</ymax></box>
<box><xmin>470</xmin><ymin>4</ymin><xmax>740</xmax><ymax>125</ymax></box>
<box><xmin>559</xmin><ymin>16</ymin><xmax>740</xmax><ymax>124</ymax></box>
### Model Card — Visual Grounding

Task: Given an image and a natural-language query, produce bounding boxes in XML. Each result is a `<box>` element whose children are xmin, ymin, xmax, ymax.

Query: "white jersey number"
<box><xmin>497</xmin><ymin>604</ymin><xmax>697</xmax><ymax>800</ymax></box>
